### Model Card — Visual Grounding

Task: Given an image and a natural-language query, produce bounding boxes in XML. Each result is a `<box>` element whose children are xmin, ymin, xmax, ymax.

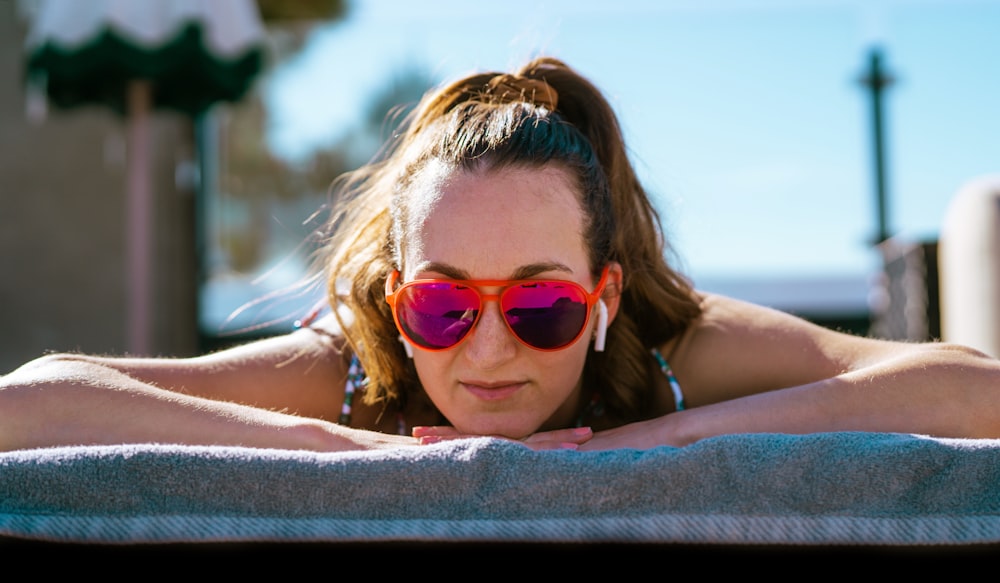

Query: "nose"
<box><xmin>461</xmin><ymin>298</ymin><xmax>518</xmax><ymax>370</ymax></box>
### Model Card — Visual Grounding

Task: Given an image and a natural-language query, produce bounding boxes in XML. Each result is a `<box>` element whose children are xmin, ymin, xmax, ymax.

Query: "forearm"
<box><xmin>0</xmin><ymin>357</ymin><xmax>413</xmax><ymax>452</ymax></box>
<box><xmin>668</xmin><ymin>343</ymin><xmax>1000</xmax><ymax>445</ymax></box>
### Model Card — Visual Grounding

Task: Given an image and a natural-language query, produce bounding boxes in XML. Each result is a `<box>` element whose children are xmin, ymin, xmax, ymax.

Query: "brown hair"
<box><xmin>321</xmin><ymin>57</ymin><xmax>701</xmax><ymax>424</ymax></box>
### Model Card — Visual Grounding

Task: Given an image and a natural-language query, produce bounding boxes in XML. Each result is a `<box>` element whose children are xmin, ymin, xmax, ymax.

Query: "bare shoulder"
<box><xmin>663</xmin><ymin>292</ymin><xmax>890</xmax><ymax>406</ymax></box>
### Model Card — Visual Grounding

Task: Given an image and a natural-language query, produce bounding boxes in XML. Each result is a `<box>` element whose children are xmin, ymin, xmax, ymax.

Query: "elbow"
<box><xmin>928</xmin><ymin>341</ymin><xmax>997</xmax><ymax>364</ymax></box>
<box><xmin>920</xmin><ymin>341</ymin><xmax>1000</xmax><ymax>381</ymax></box>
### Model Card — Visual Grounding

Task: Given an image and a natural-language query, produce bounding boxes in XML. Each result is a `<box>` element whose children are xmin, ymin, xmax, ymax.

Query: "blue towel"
<box><xmin>2</xmin><ymin>431</ymin><xmax>999</xmax><ymax>546</ymax></box>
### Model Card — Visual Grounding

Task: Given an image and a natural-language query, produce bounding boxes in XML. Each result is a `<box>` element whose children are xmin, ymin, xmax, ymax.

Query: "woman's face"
<box><xmin>399</xmin><ymin>163</ymin><xmax>618</xmax><ymax>439</ymax></box>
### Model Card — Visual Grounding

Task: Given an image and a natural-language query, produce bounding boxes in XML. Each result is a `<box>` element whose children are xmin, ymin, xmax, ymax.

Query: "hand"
<box><xmin>412</xmin><ymin>425</ymin><xmax>594</xmax><ymax>451</ymax></box>
<box><xmin>334</xmin><ymin>424</ymin><xmax>423</xmax><ymax>451</ymax></box>
<box><xmin>576</xmin><ymin>416</ymin><xmax>682</xmax><ymax>451</ymax></box>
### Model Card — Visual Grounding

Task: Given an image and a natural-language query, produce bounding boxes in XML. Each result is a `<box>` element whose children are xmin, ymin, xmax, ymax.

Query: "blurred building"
<box><xmin>1</xmin><ymin>2</ymin><xmax>199</xmax><ymax>373</ymax></box>
<box><xmin>869</xmin><ymin>239</ymin><xmax>941</xmax><ymax>343</ymax></box>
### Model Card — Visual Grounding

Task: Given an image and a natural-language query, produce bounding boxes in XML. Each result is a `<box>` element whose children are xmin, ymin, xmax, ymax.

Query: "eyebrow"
<box><xmin>416</xmin><ymin>261</ymin><xmax>574</xmax><ymax>280</ymax></box>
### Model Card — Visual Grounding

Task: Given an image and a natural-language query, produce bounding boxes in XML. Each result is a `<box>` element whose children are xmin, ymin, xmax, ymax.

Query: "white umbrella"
<box><xmin>24</xmin><ymin>0</ymin><xmax>265</xmax><ymax>355</ymax></box>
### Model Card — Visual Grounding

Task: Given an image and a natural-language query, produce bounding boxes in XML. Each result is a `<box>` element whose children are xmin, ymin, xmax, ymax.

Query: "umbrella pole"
<box><xmin>126</xmin><ymin>80</ymin><xmax>152</xmax><ymax>355</ymax></box>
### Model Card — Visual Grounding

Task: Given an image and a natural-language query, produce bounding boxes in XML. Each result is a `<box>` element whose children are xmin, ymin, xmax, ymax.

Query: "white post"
<box><xmin>938</xmin><ymin>175</ymin><xmax>1000</xmax><ymax>358</ymax></box>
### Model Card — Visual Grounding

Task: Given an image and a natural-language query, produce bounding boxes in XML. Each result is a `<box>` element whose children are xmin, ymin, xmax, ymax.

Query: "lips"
<box><xmin>460</xmin><ymin>381</ymin><xmax>526</xmax><ymax>401</ymax></box>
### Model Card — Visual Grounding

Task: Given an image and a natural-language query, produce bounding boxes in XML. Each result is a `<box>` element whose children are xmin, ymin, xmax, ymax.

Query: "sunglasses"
<box><xmin>385</xmin><ymin>266</ymin><xmax>610</xmax><ymax>352</ymax></box>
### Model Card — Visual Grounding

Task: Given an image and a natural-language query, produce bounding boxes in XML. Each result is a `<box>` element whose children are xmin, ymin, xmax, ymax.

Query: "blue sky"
<box><xmin>263</xmin><ymin>0</ymin><xmax>1000</xmax><ymax>293</ymax></box>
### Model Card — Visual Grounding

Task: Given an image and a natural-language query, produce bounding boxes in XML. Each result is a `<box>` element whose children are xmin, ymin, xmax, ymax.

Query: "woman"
<box><xmin>3</xmin><ymin>57</ymin><xmax>999</xmax><ymax>452</ymax></box>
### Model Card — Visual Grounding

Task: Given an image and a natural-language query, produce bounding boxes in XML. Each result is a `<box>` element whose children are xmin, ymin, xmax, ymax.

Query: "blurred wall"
<box><xmin>1</xmin><ymin>3</ymin><xmax>199</xmax><ymax>374</ymax></box>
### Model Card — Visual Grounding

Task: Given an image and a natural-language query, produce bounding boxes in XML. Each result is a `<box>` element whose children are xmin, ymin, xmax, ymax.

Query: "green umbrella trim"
<box><xmin>26</xmin><ymin>21</ymin><xmax>265</xmax><ymax>116</ymax></box>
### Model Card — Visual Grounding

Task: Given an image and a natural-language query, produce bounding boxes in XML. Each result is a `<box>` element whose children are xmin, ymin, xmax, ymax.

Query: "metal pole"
<box><xmin>858</xmin><ymin>47</ymin><xmax>894</xmax><ymax>245</ymax></box>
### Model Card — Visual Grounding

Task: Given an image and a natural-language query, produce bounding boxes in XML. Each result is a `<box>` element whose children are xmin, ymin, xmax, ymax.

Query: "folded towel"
<box><xmin>2</xmin><ymin>431</ymin><xmax>999</xmax><ymax>546</ymax></box>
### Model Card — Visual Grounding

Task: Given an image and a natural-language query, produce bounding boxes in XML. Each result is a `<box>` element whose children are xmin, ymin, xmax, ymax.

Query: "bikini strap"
<box><xmin>340</xmin><ymin>352</ymin><xmax>365</xmax><ymax>425</ymax></box>
<box><xmin>651</xmin><ymin>347</ymin><xmax>686</xmax><ymax>412</ymax></box>
<box><xmin>340</xmin><ymin>352</ymin><xmax>407</xmax><ymax>436</ymax></box>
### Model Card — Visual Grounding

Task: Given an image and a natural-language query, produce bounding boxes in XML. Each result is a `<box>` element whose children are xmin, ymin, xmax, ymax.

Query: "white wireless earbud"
<box><xmin>399</xmin><ymin>336</ymin><xmax>414</xmax><ymax>358</ymax></box>
<box><xmin>594</xmin><ymin>299</ymin><xmax>608</xmax><ymax>352</ymax></box>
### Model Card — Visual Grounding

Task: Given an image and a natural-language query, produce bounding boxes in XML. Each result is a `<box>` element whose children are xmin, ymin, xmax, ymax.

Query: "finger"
<box><xmin>523</xmin><ymin>426</ymin><xmax>593</xmax><ymax>445</ymax></box>
<box><xmin>411</xmin><ymin>425</ymin><xmax>460</xmax><ymax>438</ymax></box>
<box><xmin>417</xmin><ymin>435</ymin><xmax>458</xmax><ymax>445</ymax></box>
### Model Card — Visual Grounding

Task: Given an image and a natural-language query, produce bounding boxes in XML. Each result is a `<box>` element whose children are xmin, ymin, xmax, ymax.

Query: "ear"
<box><xmin>601</xmin><ymin>261</ymin><xmax>624</xmax><ymax>325</ymax></box>
<box><xmin>592</xmin><ymin>262</ymin><xmax>623</xmax><ymax>352</ymax></box>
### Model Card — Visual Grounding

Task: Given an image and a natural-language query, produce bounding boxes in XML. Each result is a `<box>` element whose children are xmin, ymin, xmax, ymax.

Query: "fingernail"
<box><xmin>419</xmin><ymin>436</ymin><xmax>442</xmax><ymax>444</ymax></box>
<box><xmin>560</xmin><ymin>442</ymin><xmax>579</xmax><ymax>450</ymax></box>
<box><xmin>573</xmin><ymin>427</ymin><xmax>592</xmax><ymax>436</ymax></box>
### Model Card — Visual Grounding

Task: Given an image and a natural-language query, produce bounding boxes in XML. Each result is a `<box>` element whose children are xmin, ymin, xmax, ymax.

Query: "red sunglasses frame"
<box><xmin>385</xmin><ymin>265</ymin><xmax>611</xmax><ymax>352</ymax></box>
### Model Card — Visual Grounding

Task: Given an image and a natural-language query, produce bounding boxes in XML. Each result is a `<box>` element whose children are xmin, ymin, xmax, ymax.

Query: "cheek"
<box><xmin>544</xmin><ymin>344</ymin><xmax>591</xmax><ymax>387</ymax></box>
<box><xmin>410</xmin><ymin>352</ymin><xmax>452</xmax><ymax>398</ymax></box>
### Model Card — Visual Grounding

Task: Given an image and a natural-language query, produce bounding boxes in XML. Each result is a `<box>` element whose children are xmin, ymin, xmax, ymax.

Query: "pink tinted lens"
<box><xmin>396</xmin><ymin>283</ymin><xmax>479</xmax><ymax>349</ymax></box>
<box><xmin>501</xmin><ymin>282</ymin><xmax>589</xmax><ymax>349</ymax></box>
